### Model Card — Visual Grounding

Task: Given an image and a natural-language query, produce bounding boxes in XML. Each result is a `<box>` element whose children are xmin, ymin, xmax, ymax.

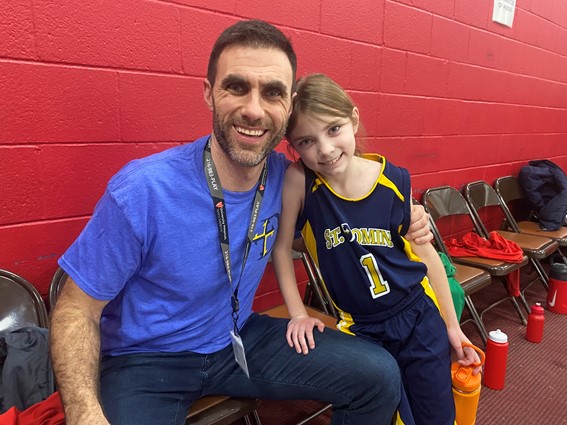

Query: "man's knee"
<box><xmin>351</xmin><ymin>342</ymin><xmax>400</xmax><ymax>400</ymax></box>
<box><xmin>318</xmin><ymin>332</ymin><xmax>401</xmax><ymax>397</ymax></box>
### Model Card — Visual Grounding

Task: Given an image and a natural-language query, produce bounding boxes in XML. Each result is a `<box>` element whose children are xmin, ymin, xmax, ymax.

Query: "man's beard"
<box><xmin>212</xmin><ymin>110</ymin><xmax>286</xmax><ymax>168</ymax></box>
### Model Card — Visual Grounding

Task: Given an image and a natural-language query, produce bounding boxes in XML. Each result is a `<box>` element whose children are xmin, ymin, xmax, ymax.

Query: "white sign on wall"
<box><xmin>492</xmin><ymin>0</ymin><xmax>516</xmax><ymax>28</ymax></box>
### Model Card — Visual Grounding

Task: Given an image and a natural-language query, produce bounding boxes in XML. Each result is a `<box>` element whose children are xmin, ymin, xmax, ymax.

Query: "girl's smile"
<box><xmin>288</xmin><ymin>110</ymin><xmax>359</xmax><ymax>180</ymax></box>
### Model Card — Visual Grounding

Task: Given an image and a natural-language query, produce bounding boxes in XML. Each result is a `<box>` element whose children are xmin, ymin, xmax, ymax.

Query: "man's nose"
<box><xmin>241</xmin><ymin>91</ymin><xmax>265</xmax><ymax>121</ymax></box>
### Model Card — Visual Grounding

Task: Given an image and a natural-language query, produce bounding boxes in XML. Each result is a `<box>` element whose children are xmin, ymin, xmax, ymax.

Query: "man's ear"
<box><xmin>287</xmin><ymin>91</ymin><xmax>296</xmax><ymax>119</ymax></box>
<box><xmin>352</xmin><ymin>107</ymin><xmax>360</xmax><ymax>134</ymax></box>
<box><xmin>203</xmin><ymin>78</ymin><xmax>214</xmax><ymax>111</ymax></box>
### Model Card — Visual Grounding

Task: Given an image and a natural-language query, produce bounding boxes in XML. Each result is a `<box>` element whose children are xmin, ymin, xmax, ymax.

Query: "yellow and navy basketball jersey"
<box><xmin>298</xmin><ymin>154</ymin><xmax>429</xmax><ymax>328</ymax></box>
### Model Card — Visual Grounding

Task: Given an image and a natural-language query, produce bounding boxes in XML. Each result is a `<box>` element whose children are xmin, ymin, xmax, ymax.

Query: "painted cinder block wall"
<box><xmin>1</xmin><ymin>0</ymin><xmax>566</xmax><ymax>303</ymax></box>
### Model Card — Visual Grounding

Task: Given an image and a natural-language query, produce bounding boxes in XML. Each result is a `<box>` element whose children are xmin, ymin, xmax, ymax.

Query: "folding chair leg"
<box><xmin>509</xmin><ymin>294</ymin><xmax>528</xmax><ymax>325</ymax></box>
<box><xmin>463</xmin><ymin>296</ymin><xmax>488</xmax><ymax>346</ymax></box>
<box><xmin>252</xmin><ymin>410</ymin><xmax>262</xmax><ymax>425</ymax></box>
<box><xmin>497</xmin><ymin>278</ymin><xmax>527</xmax><ymax>325</ymax></box>
<box><xmin>294</xmin><ymin>404</ymin><xmax>332</xmax><ymax>425</ymax></box>
<box><xmin>518</xmin><ymin>291</ymin><xmax>531</xmax><ymax>314</ymax></box>
<box><xmin>530</xmin><ymin>258</ymin><xmax>549</xmax><ymax>291</ymax></box>
<box><xmin>517</xmin><ymin>258</ymin><xmax>550</xmax><ymax>314</ymax></box>
<box><xmin>244</xmin><ymin>409</ymin><xmax>262</xmax><ymax>425</ymax></box>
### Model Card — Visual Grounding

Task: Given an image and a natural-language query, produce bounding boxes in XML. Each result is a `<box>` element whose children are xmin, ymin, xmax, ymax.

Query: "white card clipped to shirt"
<box><xmin>230</xmin><ymin>329</ymin><xmax>250</xmax><ymax>378</ymax></box>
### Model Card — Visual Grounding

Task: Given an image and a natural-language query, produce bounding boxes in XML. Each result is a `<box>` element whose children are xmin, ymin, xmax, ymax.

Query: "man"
<box><xmin>50</xmin><ymin>20</ymin><xmax>432</xmax><ymax>425</ymax></box>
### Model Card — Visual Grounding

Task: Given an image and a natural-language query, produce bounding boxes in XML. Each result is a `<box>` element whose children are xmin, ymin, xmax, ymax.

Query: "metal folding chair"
<box><xmin>464</xmin><ymin>180</ymin><xmax>558</xmax><ymax>312</ymax></box>
<box><xmin>0</xmin><ymin>269</ymin><xmax>55</xmax><ymax>405</ymax></box>
<box><xmin>495</xmin><ymin>176</ymin><xmax>567</xmax><ymax>249</ymax></box>
<box><xmin>423</xmin><ymin>186</ymin><xmax>529</xmax><ymax>325</ymax></box>
<box><xmin>0</xmin><ymin>269</ymin><xmax>49</xmax><ymax>332</ymax></box>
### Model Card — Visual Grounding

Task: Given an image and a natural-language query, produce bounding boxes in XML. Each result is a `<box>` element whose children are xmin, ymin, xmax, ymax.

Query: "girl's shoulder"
<box><xmin>284</xmin><ymin>161</ymin><xmax>308</xmax><ymax>188</ymax></box>
<box><xmin>363</xmin><ymin>153</ymin><xmax>409</xmax><ymax>179</ymax></box>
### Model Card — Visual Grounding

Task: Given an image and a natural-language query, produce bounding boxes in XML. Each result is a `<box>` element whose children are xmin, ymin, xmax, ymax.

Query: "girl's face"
<box><xmin>288</xmin><ymin>108</ymin><xmax>359</xmax><ymax>178</ymax></box>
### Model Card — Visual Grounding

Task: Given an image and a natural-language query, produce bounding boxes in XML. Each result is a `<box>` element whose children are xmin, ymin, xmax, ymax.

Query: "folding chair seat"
<box><xmin>495</xmin><ymin>176</ymin><xmax>567</xmax><ymax>248</ymax></box>
<box><xmin>464</xmin><ymin>180</ymin><xmax>559</xmax><ymax>312</ymax></box>
<box><xmin>422</xmin><ymin>186</ymin><xmax>529</xmax><ymax>325</ymax></box>
<box><xmin>186</xmin><ymin>396</ymin><xmax>260</xmax><ymax>425</ymax></box>
<box><xmin>49</xmin><ymin>268</ymin><xmax>262</xmax><ymax>425</ymax></box>
<box><xmin>408</xmin><ymin>199</ymin><xmax>492</xmax><ymax>345</ymax></box>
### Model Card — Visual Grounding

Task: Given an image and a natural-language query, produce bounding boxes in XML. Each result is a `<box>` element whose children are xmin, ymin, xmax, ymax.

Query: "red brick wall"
<box><xmin>1</xmin><ymin>0</ymin><xmax>566</xmax><ymax>304</ymax></box>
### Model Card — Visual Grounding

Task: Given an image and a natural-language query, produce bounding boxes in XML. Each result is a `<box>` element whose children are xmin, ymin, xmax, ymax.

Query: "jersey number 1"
<box><xmin>360</xmin><ymin>254</ymin><xmax>391</xmax><ymax>299</ymax></box>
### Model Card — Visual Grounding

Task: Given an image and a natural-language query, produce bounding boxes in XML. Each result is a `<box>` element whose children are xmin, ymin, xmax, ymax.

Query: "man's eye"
<box><xmin>265</xmin><ymin>89</ymin><xmax>282</xmax><ymax>98</ymax></box>
<box><xmin>227</xmin><ymin>83</ymin><xmax>245</xmax><ymax>93</ymax></box>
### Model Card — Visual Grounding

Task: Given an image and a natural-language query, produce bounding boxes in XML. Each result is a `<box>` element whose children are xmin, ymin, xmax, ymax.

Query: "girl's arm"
<box><xmin>410</xmin><ymin>241</ymin><xmax>481</xmax><ymax>373</ymax></box>
<box><xmin>272</xmin><ymin>163</ymin><xmax>325</xmax><ymax>354</ymax></box>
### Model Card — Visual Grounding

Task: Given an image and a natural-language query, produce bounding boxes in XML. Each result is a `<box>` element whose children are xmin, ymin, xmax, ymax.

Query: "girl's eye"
<box><xmin>297</xmin><ymin>139</ymin><xmax>313</xmax><ymax>148</ymax></box>
<box><xmin>329</xmin><ymin>125</ymin><xmax>341</xmax><ymax>135</ymax></box>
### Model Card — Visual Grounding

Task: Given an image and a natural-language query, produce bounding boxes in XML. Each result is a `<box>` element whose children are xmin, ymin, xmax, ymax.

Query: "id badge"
<box><xmin>230</xmin><ymin>329</ymin><xmax>250</xmax><ymax>378</ymax></box>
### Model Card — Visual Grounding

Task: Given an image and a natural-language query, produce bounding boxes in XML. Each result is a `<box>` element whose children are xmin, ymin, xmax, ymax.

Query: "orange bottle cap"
<box><xmin>451</xmin><ymin>342</ymin><xmax>485</xmax><ymax>392</ymax></box>
<box><xmin>451</xmin><ymin>362</ymin><xmax>482</xmax><ymax>392</ymax></box>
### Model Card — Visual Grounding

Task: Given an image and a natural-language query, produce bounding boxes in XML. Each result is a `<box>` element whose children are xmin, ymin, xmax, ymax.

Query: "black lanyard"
<box><xmin>203</xmin><ymin>138</ymin><xmax>268</xmax><ymax>333</ymax></box>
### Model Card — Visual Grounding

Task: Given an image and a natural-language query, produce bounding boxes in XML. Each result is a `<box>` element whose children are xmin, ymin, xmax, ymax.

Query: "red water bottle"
<box><xmin>525</xmin><ymin>302</ymin><xmax>545</xmax><ymax>343</ymax></box>
<box><xmin>483</xmin><ymin>329</ymin><xmax>508</xmax><ymax>390</ymax></box>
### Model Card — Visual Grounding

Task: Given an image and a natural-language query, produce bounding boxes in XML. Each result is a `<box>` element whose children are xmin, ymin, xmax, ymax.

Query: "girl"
<box><xmin>271</xmin><ymin>73</ymin><xmax>479</xmax><ymax>425</ymax></box>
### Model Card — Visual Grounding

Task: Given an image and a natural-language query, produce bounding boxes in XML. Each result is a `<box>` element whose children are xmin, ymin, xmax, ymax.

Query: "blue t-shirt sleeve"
<box><xmin>58</xmin><ymin>188</ymin><xmax>143</xmax><ymax>300</ymax></box>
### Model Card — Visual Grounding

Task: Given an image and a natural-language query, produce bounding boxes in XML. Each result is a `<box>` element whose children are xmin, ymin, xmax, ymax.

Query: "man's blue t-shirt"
<box><xmin>59</xmin><ymin>136</ymin><xmax>289</xmax><ymax>356</ymax></box>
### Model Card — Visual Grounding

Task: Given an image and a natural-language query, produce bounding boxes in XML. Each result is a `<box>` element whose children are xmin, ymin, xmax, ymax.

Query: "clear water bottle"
<box><xmin>483</xmin><ymin>329</ymin><xmax>508</xmax><ymax>390</ymax></box>
<box><xmin>451</xmin><ymin>342</ymin><xmax>485</xmax><ymax>425</ymax></box>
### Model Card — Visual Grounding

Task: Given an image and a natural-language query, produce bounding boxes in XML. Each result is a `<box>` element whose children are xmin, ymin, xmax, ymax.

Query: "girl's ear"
<box><xmin>351</xmin><ymin>107</ymin><xmax>360</xmax><ymax>134</ymax></box>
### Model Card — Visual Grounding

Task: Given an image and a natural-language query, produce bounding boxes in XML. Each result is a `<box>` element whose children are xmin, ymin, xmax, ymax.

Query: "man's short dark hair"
<box><xmin>207</xmin><ymin>20</ymin><xmax>297</xmax><ymax>88</ymax></box>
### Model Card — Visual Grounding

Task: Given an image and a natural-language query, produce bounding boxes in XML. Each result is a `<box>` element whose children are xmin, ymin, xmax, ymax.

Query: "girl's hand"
<box><xmin>406</xmin><ymin>204</ymin><xmax>433</xmax><ymax>244</ymax></box>
<box><xmin>447</xmin><ymin>326</ymin><xmax>483</xmax><ymax>375</ymax></box>
<box><xmin>286</xmin><ymin>314</ymin><xmax>325</xmax><ymax>355</ymax></box>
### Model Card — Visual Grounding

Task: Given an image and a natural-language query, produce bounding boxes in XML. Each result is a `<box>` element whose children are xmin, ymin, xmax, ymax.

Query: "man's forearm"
<box><xmin>50</xmin><ymin>301</ymin><xmax>109</xmax><ymax>424</ymax></box>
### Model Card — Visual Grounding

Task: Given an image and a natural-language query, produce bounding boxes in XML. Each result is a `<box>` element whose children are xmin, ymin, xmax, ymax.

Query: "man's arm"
<box><xmin>406</xmin><ymin>203</ymin><xmax>433</xmax><ymax>244</ymax></box>
<box><xmin>50</xmin><ymin>277</ymin><xmax>110</xmax><ymax>425</ymax></box>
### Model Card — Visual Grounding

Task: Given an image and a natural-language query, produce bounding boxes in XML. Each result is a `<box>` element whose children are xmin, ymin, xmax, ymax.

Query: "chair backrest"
<box><xmin>300</xmin><ymin>251</ymin><xmax>338</xmax><ymax>318</ymax></box>
<box><xmin>422</xmin><ymin>186</ymin><xmax>483</xmax><ymax>237</ymax></box>
<box><xmin>0</xmin><ymin>269</ymin><xmax>49</xmax><ymax>332</ymax></box>
<box><xmin>422</xmin><ymin>186</ymin><xmax>475</xmax><ymax>220</ymax></box>
<box><xmin>413</xmin><ymin>198</ymin><xmax>450</xmax><ymax>258</ymax></box>
<box><xmin>49</xmin><ymin>267</ymin><xmax>69</xmax><ymax>309</ymax></box>
<box><xmin>494</xmin><ymin>176</ymin><xmax>535</xmax><ymax>222</ymax></box>
<box><xmin>464</xmin><ymin>180</ymin><xmax>520</xmax><ymax>235</ymax></box>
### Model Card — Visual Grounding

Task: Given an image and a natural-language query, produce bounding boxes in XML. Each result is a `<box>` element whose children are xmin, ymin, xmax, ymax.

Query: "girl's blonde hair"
<box><xmin>286</xmin><ymin>73</ymin><xmax>366</xmax><ymax>156</ymax></box>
